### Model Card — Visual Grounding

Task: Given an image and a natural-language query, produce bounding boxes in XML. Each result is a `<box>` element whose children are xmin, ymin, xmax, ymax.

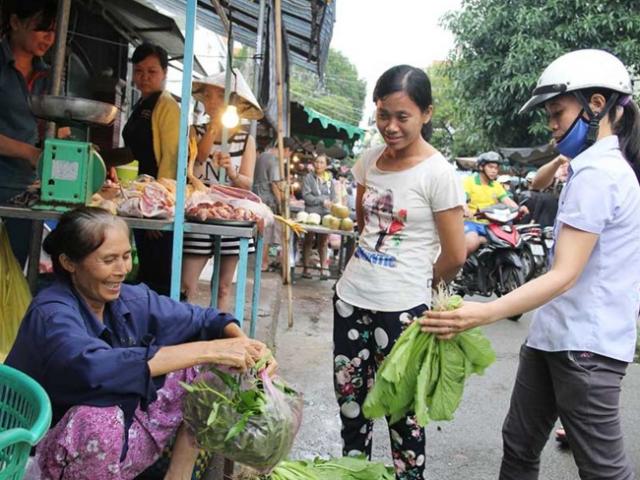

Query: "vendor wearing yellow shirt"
<box><xmin>463</xmin><ymin>151</ymin><xmax>528</xmax><ymax>255</ymax></box>
<box><xmin>121</xmin><ymin>43</ymin><xmax>180</xmax><ymax>296</ymax></box>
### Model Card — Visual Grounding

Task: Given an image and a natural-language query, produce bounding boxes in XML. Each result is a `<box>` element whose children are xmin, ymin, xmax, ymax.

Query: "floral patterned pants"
<box><xmin>333</xmin><ymin>295</ymin><xmax>427</xmax><ymax>480</ymax></box>
<box><xmin>35</xmin><ymin>368</ymin><xmax>199</xmax><ymax>480</ymax></box>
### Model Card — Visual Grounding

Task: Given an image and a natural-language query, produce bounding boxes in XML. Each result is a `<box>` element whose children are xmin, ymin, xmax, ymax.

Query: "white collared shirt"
<box><xmin>527</xmin><ymin>136</ymin><xmax>640</xmax><ymax>362</ymax></box>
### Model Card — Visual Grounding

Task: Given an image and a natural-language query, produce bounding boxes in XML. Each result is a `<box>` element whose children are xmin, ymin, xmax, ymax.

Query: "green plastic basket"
<box><xmin>0</xmin><ymin>365</ymin><xmax>52</xmax><ymax>479</ymax></box>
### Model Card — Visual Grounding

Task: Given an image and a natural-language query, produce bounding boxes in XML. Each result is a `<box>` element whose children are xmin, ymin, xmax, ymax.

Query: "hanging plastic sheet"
<box><xmin>0</xmin><ymin>221</ymin><xmax>31</xmax><ymax>361</ymax></box>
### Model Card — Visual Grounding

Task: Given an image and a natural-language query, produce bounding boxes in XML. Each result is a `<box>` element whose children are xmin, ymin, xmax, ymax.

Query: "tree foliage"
<box><xmin>290</xmin><ymin>49</ymin><xmax>366</xmax><ymax>125</ymax></box>
<box><xmin>427</xmin><ymin>62</ymin><xmax>456</xmax><ymax>157</ymax></box>
<box><xmin>443</xmin><ymin>0</ymin><xmax>640</xmax><ymax>155</ymax></box>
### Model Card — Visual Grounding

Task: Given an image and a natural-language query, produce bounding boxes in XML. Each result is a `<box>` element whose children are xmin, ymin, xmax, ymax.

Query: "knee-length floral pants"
<box><xmin>333</xmin><ymin>295</ymin><xmax>427</xmax><ymax>480</ymax></box>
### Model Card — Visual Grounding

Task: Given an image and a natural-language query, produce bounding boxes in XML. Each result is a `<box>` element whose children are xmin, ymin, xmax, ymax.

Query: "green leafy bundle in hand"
<box><xmin>363</xmin><ymin>285</ymin><xmax>495</xmax><ymax>426</ymax></box>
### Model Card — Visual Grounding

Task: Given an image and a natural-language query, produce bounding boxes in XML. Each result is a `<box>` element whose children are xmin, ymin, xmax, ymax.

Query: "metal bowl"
<box><xmin>28</xmin><ymin>95</ymin><xmax>118</xmax><ymax>126</ymax></box>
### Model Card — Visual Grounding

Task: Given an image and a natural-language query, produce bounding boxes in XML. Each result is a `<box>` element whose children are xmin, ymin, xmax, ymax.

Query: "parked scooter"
<box><xmin>454</xmin><ymin>205</ymin><xmax>526</xmax><ymax>321</ymax></box>
<box><xmin>517</xmin><ymin>224</ymin><xmax>545</xmax><ymax>280</ymax></box>
<box><xmin>517</xmin><ymin>224</ymin><xmax>556</xmax><ymax>280</ymax></box>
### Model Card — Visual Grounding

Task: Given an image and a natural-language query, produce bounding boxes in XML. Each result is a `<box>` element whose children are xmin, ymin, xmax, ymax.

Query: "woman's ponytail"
<box><xmin>613</xmin><ymin>99</ymin><xmax>640</xmax><ymax>183</ymax></box>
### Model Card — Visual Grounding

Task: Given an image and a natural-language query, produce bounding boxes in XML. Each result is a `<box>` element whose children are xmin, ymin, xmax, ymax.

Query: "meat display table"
<box><xmin>0</xmin><ymin>206</ymin><xmax>263</xmax><ymax>337</ymax></box>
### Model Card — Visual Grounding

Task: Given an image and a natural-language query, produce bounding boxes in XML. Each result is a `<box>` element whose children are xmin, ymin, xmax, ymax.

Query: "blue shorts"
<box><xmin>464</xmin><ymin>221</ymin><xmax>488</xmax><ymax>236</ymax></box>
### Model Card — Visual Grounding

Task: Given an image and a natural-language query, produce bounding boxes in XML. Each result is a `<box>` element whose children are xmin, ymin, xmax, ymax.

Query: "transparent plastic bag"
<box><xmin>182</xmin><ymin>367</ymin><xmax>303</xmax><ymax>473</ymax></box>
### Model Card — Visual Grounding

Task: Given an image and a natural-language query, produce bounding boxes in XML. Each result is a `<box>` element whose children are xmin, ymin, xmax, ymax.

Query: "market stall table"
<box><xmin>290</xmin><ymin>222</ymin><xmax>356</xmax><ymax>280</ymax></box>
<box><xmin>0</xmin><ymin>205</ymin><xmax>263</xmax><ymax>337</ymax></box>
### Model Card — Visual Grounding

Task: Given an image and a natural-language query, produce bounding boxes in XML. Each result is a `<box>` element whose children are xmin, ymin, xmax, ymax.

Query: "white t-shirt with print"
<box><xmin>336</xmin><ymin>145</ymin><xmax>464</xmax><ymax>312</ymax></box>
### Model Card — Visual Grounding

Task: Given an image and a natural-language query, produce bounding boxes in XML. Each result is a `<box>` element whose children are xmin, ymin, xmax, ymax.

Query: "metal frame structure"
<box><xmin>13</xmin><ymin>0</ymin><xmax>265</xmax><ymax>333</ymax></box>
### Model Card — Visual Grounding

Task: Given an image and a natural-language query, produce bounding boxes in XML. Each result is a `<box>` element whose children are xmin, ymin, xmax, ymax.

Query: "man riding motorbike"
<box><xmin>463</xmin><ymin>151</ymin><xmax>529</xmax><ymax>256</ymax></box>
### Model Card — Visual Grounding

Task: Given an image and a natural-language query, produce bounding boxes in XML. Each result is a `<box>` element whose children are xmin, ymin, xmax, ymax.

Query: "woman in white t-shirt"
<box><xmin>333</xmin><ymin>65</ymin><xmax>466</xmax><ymax>479</ymax></box>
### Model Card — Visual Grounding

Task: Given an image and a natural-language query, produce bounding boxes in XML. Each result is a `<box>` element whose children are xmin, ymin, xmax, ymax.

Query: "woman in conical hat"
<box><xmin>181</xmin><ymin>70</ymin><xmax>262</xmax><ymax>311</ymax></box>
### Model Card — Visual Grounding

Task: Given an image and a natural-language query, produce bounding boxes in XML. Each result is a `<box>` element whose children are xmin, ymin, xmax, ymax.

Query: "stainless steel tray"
<box><xmin>29</xmin><ymin>95</ymin><xmax>118</xmax><ymax>126</ymax></box>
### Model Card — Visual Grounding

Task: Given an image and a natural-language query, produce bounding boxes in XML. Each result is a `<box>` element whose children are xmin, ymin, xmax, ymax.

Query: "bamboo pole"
<box><xmin>26</xmin><ymin>0</ymin><xmax>72</xmax><ymax>293</ymax></box>
<box><xmin>249</xmin><ymin>0</ymin><xmax>266</xmax><ymax>140</ymax></box>
<box><xmin>274</xmin><ymin>0</ymin><xmax>294</xmax><ymax>328</ymax></box>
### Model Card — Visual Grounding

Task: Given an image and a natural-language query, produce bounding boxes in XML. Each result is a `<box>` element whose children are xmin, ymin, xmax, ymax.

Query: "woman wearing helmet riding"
<box><xmin>421</xmin><ymin>49</ymin><xmax>640</xmax><ymax>480</ymax></box>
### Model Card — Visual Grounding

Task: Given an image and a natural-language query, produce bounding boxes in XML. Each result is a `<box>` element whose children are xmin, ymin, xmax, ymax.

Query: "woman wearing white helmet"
<box><xmin>421</xmin><ymin>49</ymin><xmax>640</xmax><ymax>480</ymax></box>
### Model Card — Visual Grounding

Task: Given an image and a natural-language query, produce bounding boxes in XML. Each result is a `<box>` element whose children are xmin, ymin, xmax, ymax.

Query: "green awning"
<box><xmin>302</xmin><ymin>105</ymin><xmax>365</xmax><ymax>141</ymax></box>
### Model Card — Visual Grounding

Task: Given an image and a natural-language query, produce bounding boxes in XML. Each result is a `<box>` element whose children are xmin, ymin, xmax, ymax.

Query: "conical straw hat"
<box><xmin>192</xmin><ymin>68</ymin><xmax>263</xmax><ymax>120</ymax></box>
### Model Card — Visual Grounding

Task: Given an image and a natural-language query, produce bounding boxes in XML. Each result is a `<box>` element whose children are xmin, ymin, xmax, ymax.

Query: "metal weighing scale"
<box><xmin>28</xmin><ymin>95</ymin><xmax>118</xmax><ymax>211</ymax></box>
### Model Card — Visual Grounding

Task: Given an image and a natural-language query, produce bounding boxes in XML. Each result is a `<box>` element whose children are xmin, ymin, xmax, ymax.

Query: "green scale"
<box><xmin>28</xmin><ymin>95</ymin><xmax>118</xmax><ymax>211</ymax></box>
<box><xmin>34</xmin><ymin>139</ymin><xmax>106</xmax><ymax>211</ymax></box>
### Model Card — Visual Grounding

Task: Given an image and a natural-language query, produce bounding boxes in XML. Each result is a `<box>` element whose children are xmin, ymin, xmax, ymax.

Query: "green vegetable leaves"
<box><xmin>363</xmin><ymin>285</ymin><xmax>496</xmax><ymax>426</ymax></box>
<box><xmin>261</xmin><ymin>456</ymin><xmax>395</xmax><ymax>480</ymax></box>
<box><xmin>181</xmin><ymin>365</ymin><xmax>303</xmax><ymax>472</ymax></box>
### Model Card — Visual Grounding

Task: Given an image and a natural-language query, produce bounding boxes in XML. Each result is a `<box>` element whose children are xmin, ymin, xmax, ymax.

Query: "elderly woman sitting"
<box><xmin>6</xmin><ymin>207</ymin><xmax>274</xmax><ymax>480</ymax></box>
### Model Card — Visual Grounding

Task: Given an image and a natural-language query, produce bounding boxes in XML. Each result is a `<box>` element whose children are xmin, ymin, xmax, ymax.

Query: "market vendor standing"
<box><xmin>6</xmin><ymin>206</ymin><xmax>276</xmax><ymax>479</ymax></box>
<box><xmin>333</xmin><ymin>65</ymin><xmax>466</xmax><ymax>479</ymax></box>
<box><xmin>122</xmin><ymin>43</ymin><xmax>180</xmax><ymax>296</ymax></box>
<box><xmin>0</xmin><ymin>0</ymin><xmax>57</xmax><ymax>266</ymax></box>
<box><xmin>181</xmin><ymin>73</ymin><xmax>259</xmax><ymax>311</ymax></box>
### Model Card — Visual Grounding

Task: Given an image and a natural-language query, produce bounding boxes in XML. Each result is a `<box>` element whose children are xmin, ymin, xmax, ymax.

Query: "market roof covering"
<box><xmin>85</xmin><ymin>0</ymin><xmax>208</xmax><ymax>75</ymax></box>
<box><xmin>142</xmin><ymin>0</ymin><xmax>335</xmax><ymax>77</ymax></box>
<box><xmin>499</xmin><ymin>144</ymin><xmax>558</xmax><ymax>168</ymax></box>
<box><xmin>291</xmin><ymin>102</ymin><xmax>365</xmax><ymax>144</ymax></box>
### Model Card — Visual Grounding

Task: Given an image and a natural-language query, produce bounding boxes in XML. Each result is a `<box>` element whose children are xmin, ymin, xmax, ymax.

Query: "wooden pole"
<box><xmin>274</xmin><ymin>0</ymin><xmax>294</xmax><ymax>327</ymax></box>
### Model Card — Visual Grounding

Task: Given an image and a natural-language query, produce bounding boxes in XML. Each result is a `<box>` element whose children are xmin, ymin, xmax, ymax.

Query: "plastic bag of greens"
<box><xmin>182</xmin><ymin>366</ymin><xmax>303</xmax><ymax>472</ymax></box>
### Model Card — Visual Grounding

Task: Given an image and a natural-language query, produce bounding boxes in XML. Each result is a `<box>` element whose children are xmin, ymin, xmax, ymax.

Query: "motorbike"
<box><xmin>454</xmin><ymin>205</ymin><xmax>527</xmax><ymax>321</ymax></box>
<box><xmin>517</xmin><ymin>224</ymin><xmax>545</xmax><ymax>280</ymax></box>
<box><xmin>517</xmin><ymin>224</ymin><xmax>555</xmax><ymax>281</ymax></box>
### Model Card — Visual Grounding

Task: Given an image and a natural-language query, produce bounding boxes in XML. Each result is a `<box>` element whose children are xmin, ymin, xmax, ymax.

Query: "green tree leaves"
<box><xmin>291</xmin><ymin>49</ymin><xmax>366</xmax><ymax>125</ymax></box>
<box><xmin>443</xmin><ymin>0</ymin><xmax>640</xmax><ymax>155</ymax></box>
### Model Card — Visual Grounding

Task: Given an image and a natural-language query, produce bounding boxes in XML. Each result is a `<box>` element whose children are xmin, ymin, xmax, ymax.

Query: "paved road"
<box><xmin>267</xmin><ymin>278</ymin><xmax>640</xmax><ymax>480</ymax></box>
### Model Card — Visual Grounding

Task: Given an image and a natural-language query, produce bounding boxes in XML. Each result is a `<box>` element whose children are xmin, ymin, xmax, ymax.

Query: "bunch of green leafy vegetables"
<box><xmin>363</xmin><ymin>286</ymin><xmax>496</xmax><ymax>426</ymax></box>
<box><xmin>236</xmin><ymin>456</ymin><xmax>395</xmax><ymax>480</ymax></box>
<box><xmin>181</xmin><ymin>359</ymin><xmax>303</xmax><ymax>472</ymax></box>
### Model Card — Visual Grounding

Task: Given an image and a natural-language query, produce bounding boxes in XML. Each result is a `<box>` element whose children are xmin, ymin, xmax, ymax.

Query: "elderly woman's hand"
<box><xmin>259</xmin><ymin>348</ymin><xmax>278</xmax><ymax>377</ymax></box>
<box><xmin>206</xmin><ymin>337</ymin><xmax>266</xmax><ymax>371</ymax></box>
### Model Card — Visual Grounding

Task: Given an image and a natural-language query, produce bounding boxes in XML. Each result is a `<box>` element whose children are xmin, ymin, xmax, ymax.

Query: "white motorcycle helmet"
<box><xmin>519</xmin><ymin>49</ymin><xmax>632</xmax><ymax>114</ymax></box>
<box><xmin>519</xmin><ymin>49</ymin><xmax>633</xmax><ymax>157</ymax></box>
